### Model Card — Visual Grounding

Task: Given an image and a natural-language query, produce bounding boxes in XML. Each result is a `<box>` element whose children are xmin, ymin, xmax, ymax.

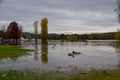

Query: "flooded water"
<box><xmin>0</xmin><ymin>40</ymin><xmax>120</xmax><ymax>71</ymax></box>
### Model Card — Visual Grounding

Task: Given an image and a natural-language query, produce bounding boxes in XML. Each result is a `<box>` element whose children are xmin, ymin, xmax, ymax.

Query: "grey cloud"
<box><xmin>0</xmin><ymin>0</ymin><xmax>3</xmax><ymax>3</ymax></box>
<box><xmin>0</xmin><ymin>0</ymin><xmax>119</xmax><ymax>33</ymax></box>
<box><xmin>0</xmin><ymin>0</ymin><xmax>3</xmax><ymax>5</ymax></box>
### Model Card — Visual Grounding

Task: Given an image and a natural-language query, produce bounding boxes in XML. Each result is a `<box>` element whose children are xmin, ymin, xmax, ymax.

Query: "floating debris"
<box><xmin>68</xmin><ymin>51</ymin><xmax>81</xmax><ymax>58</ymax></box>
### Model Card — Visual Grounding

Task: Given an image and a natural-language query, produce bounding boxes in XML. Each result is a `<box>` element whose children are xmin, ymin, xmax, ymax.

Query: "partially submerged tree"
<box><xmin>41</xmin><ymin>18</ymin><xmax>48</xmax><ymax>41</ymax></box>
<box><xmin>7</xmin><ymin>21</ymin><xmax>21</xmax><ymax>45</ymax></box>
<box><xmin>33</xmin><ymin>21</ymin><xmax>38</xmax><ymax>47</ymax></box>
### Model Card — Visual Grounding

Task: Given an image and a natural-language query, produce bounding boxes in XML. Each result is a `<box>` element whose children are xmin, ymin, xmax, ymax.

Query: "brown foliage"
<box><xmin>7</xmin><ymin>22</ymin><xmax>20</xmax><ymax>39</ymax></box>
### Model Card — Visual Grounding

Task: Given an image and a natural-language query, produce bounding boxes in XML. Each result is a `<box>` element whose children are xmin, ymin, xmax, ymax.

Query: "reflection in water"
<box><xmin>34</xmin><ymin>43</ymin><xmax>38</xmax><ymax>61</ymax></box>
<box><xmin>41</xmin><ymin>41</ymin><xmax>48</xmax><ymax>63</ymax></box>
<box><xmin>35</xmin><ymin>42</ymin><xmax>38</xmax><ymax>50</ymax></box>
<box><xmin>1</xmin><ymin>40</ymin><xmax>120</xmax><ymax>71</ymax></box>
<box><xmin>114</xmin><ymin>41</ymin><xmax>120</xmax><ymax>68</ymax></box>
<box><xmin>34</xmin><ymin>50</ymin><xmax>38</xmax><ymax>61</ymax></box>
<box><xmin>114</xmin><ymin>41</ymin><xmax>120</xmax><ymax>53</ymax></box>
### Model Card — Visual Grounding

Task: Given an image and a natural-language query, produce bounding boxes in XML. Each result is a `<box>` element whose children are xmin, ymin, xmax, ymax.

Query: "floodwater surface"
<box><xmin>0</xmin><ymin>40</ymin><xmax>120</xmax><ymax>71</ymax></box>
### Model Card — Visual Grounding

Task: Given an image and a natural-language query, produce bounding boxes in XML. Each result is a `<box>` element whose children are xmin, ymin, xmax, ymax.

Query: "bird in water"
<box><xmin>68</xmin><ymin>53</ymin><xmax>75</xmax><ymax>58</ymax></box>
<box><xmin>68</xmin><ymin>51</ymin><xmax>81</xmax><ymax>58</ymax></box>
<box><xmin>72</xmin><ymin>51</ymin><xmax>81</xmax><ymax>54</ymax></box>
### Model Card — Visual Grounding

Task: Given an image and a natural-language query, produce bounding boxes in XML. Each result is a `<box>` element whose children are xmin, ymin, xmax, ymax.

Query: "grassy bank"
<box><xmin>0</xmin><ymin>45</ymin><xmax>31</xmax><ymax>59</ymax></box>
<box><xmin>0</xmin><ymin>70</ymin><xmax>120</xmax><ymax>80</ymax></box>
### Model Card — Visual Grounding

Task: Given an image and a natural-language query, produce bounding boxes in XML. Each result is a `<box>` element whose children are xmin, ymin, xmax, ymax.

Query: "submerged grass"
<box><xmin>0</xmin><ymin>45</ymin><xmax>32</xmax><ymax>59</ymax></box>
<box><xmin>0</xmin><ymin>70</ymin><xmax>120</xmax><ymax>80</ymax></box>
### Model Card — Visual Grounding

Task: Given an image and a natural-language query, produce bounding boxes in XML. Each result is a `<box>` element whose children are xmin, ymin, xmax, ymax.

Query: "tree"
<box><xmin>60</xmin><ymin>34</ymin><xmax>66</xmax><ymax>39</ymax></box>
<box><xmin>18</xmin><ymin>25</ymin><xmax>23</xmax><ymax>38</ymax></box>
<box><xmin>114</xmin><ymin>1</ymin><xmax>120</xmax><ymax>40</ymax></box>
<box><xmin>0</xmin><ymin>25</ymin><xmax>6</xmax><ymax>44</ymax></box>
<box><xmin>41</xmin><ymin>18</ymin><xmax>48</xmax><ymax>41</ymax></box>
<box><xmin>7</xmin><ymin>21</ymin><xmax>20</xmax><ymax>45</ymax></box>
<box><xmin>33</xmin><ymin>21</ymin><xmax>38</xmax><ymax>45</ymax></box>
<box><xmin>115</xmin><ymin>29</ymin><xmax>120</xmax><ymax>40</ymax></box>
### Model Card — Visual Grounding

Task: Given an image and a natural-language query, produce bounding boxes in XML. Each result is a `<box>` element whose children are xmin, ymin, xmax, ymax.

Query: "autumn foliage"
<box><xmin>7</xmin><ymin>22</ymin><xmax>20</xmax><ymax>44</ymax></box>
<box><xmin>41</xmin><ymin>18</ymin><xmax>48</xmax><ymax>41</ymax></box>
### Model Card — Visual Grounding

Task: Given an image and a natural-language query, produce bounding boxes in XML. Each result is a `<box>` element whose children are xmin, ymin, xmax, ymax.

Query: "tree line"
<box><xmin>20</xmin><ymin>31</ymin><xmax>120</xmax><ymax>41</ymax></box>
<box><xmin>1</xmin><ymin>29</ymin><xmax>120</xmax><ymax>41</ymax></box>
<box><xmin>0</xmin><ymin>21</ymin><xmax>120</xmax><ymax>42</ymax></box>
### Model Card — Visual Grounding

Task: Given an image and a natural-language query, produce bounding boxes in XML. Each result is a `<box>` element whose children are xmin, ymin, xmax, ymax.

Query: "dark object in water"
<box><xmin>68</xmin><ymin>51</ymin><xmax>81</xmax><ymax>58</ymax></box>
<box><xmin>72</xmin><ymin>51</ymin><xmax>81</xmax><ymax>54</ymax></box>
<box><xmin>68</xmin><ymin>53</ymin><xmax>73</xmax><ymax>56</ymax></box>
<box><xmin>68</xmin><ymin>53</ymin><xmax>74</xmax><ymax>58</ymax></box>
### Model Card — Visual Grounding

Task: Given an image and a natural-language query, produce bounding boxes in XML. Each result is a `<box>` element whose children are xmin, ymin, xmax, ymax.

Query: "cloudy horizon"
<box><xmin>0</xmin><ymin>0</ymin><xmax>120</xmax><ymax>34</ymax></box>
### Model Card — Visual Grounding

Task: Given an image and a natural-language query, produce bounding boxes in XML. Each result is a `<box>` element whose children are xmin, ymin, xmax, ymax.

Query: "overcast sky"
<box><xmin>0</xmin><ymin>0</ymin><xmax>119</xmax><ymax>34</ymax></box>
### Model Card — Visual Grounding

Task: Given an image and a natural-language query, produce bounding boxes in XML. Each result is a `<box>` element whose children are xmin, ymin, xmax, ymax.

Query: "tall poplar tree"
<box><xmin>41</xmin><ymin>18</ymin><xmax>48</xmax><ymax>41</ymax></box>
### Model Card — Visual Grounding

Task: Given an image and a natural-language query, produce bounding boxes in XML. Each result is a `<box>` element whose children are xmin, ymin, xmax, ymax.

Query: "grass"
<box><xmin>64</xmin><ymin>70</ymin><xmax>120</xmax><ymax>80</ymax></box>
<box><xmin>0</xmin><ymin>70</ymin><xmax>64</xmax><ymax>80</ymax></box>
<box><xmin>0</xmin><ymin>70</ymin><xmax>120</xmax><ymax>80</ymax></box>
<box><xmin>0</xmin><ymin>45</ymin><xmax>32</xmax><ymax>59</ymax></box>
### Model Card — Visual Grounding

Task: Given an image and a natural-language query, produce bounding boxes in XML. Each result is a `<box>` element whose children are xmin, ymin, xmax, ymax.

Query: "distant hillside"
<box><xmin>80</xmin><ymin>32</ymin><xmax>115</xmax><ymax>40</ymax></box>
<box><xmin>0</xmin><ymin>31</ymin><xmax>117</xmax><ymax>40</ymax></box>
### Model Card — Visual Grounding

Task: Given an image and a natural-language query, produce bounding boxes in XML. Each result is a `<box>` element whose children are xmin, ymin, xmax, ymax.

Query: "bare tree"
<box><xmin>0</xmin><ymin>25</ymin><xmax>6</xmax><ymax>44</ymax></box>
<box><xmin>115</xmin><ymin>0</ymin><xmax>120</xmax><ymax>40</ymax></box>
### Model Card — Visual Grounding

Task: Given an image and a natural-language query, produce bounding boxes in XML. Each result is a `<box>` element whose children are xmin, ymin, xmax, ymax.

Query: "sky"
<box><xmin>0</xmin><ymin>0</ymin><xmax>120</xmax><ymax>34</ymax></box>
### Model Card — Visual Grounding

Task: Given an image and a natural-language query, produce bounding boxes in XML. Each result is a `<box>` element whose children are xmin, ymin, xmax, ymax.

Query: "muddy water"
<box><xmin>0</xmin><ymin>40</ymin><xmax>120</xmax><ymax>71</ymax></box>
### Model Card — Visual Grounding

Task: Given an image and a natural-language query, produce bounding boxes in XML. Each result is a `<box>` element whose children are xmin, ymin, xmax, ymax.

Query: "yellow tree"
<box><xmin>41</xmin><ymin>18</ymin><xmax>48</xmax><ymax>41</ymax></box>
<box><xmin>115</xmin><ymin>29</ymin><xmax>120</xmax><ymax>40</ymax></box>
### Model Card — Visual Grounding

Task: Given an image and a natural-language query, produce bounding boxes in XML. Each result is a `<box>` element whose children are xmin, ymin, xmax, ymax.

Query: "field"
<box><xmin>0</xmin><ymin>45</ymin><xmax>32</xmax><ymax>59</ymax></box>
<box><xmin>0</xmin><ymin>70</ymin><xmax>120</xmax><ymax>80</ymax></box>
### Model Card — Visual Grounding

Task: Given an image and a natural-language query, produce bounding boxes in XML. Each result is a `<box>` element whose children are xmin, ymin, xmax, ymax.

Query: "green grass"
<box><xmin>0</xmin><ymin>45</ymin><xmax>32</xmax><ymax>59</ymax></box>
<box><xmin>0</xmin><ymin>70</ymin><xmax>120</xmax><ymax>80</ymax></box>
<box><xmin>0</xmin><ymin>70</ymin><xmax>65</xmax><ymax>80</ymax></box>
<box><xmin>63</xmin><ymin>70</ymin><xmax>120</xmax><ymax>80</ymax></box>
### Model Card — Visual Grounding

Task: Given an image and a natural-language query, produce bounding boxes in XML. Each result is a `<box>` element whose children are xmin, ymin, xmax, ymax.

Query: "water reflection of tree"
<box><xmin>116</xmin><ymin>41</ymin><xmax>120</xmax><ymax>68</ymax></box>
<box><xmin>41</xmin><ymin>41</ymin><xmax>48</xmax><ymax>63</ymax></box>
<box><xmin>114</xmin><ymin>41</ymin><xmax>120</xmax><ymax>68</ymax></box>
<box><xmin>34</xmin><ymin>43</ymin><xmax>38</xmax><ymax>61</ymax></box>
<box><xmin>114</xmin><ymin>41</ymin><xmax>120</xmax><ymax>53</ymax></box>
